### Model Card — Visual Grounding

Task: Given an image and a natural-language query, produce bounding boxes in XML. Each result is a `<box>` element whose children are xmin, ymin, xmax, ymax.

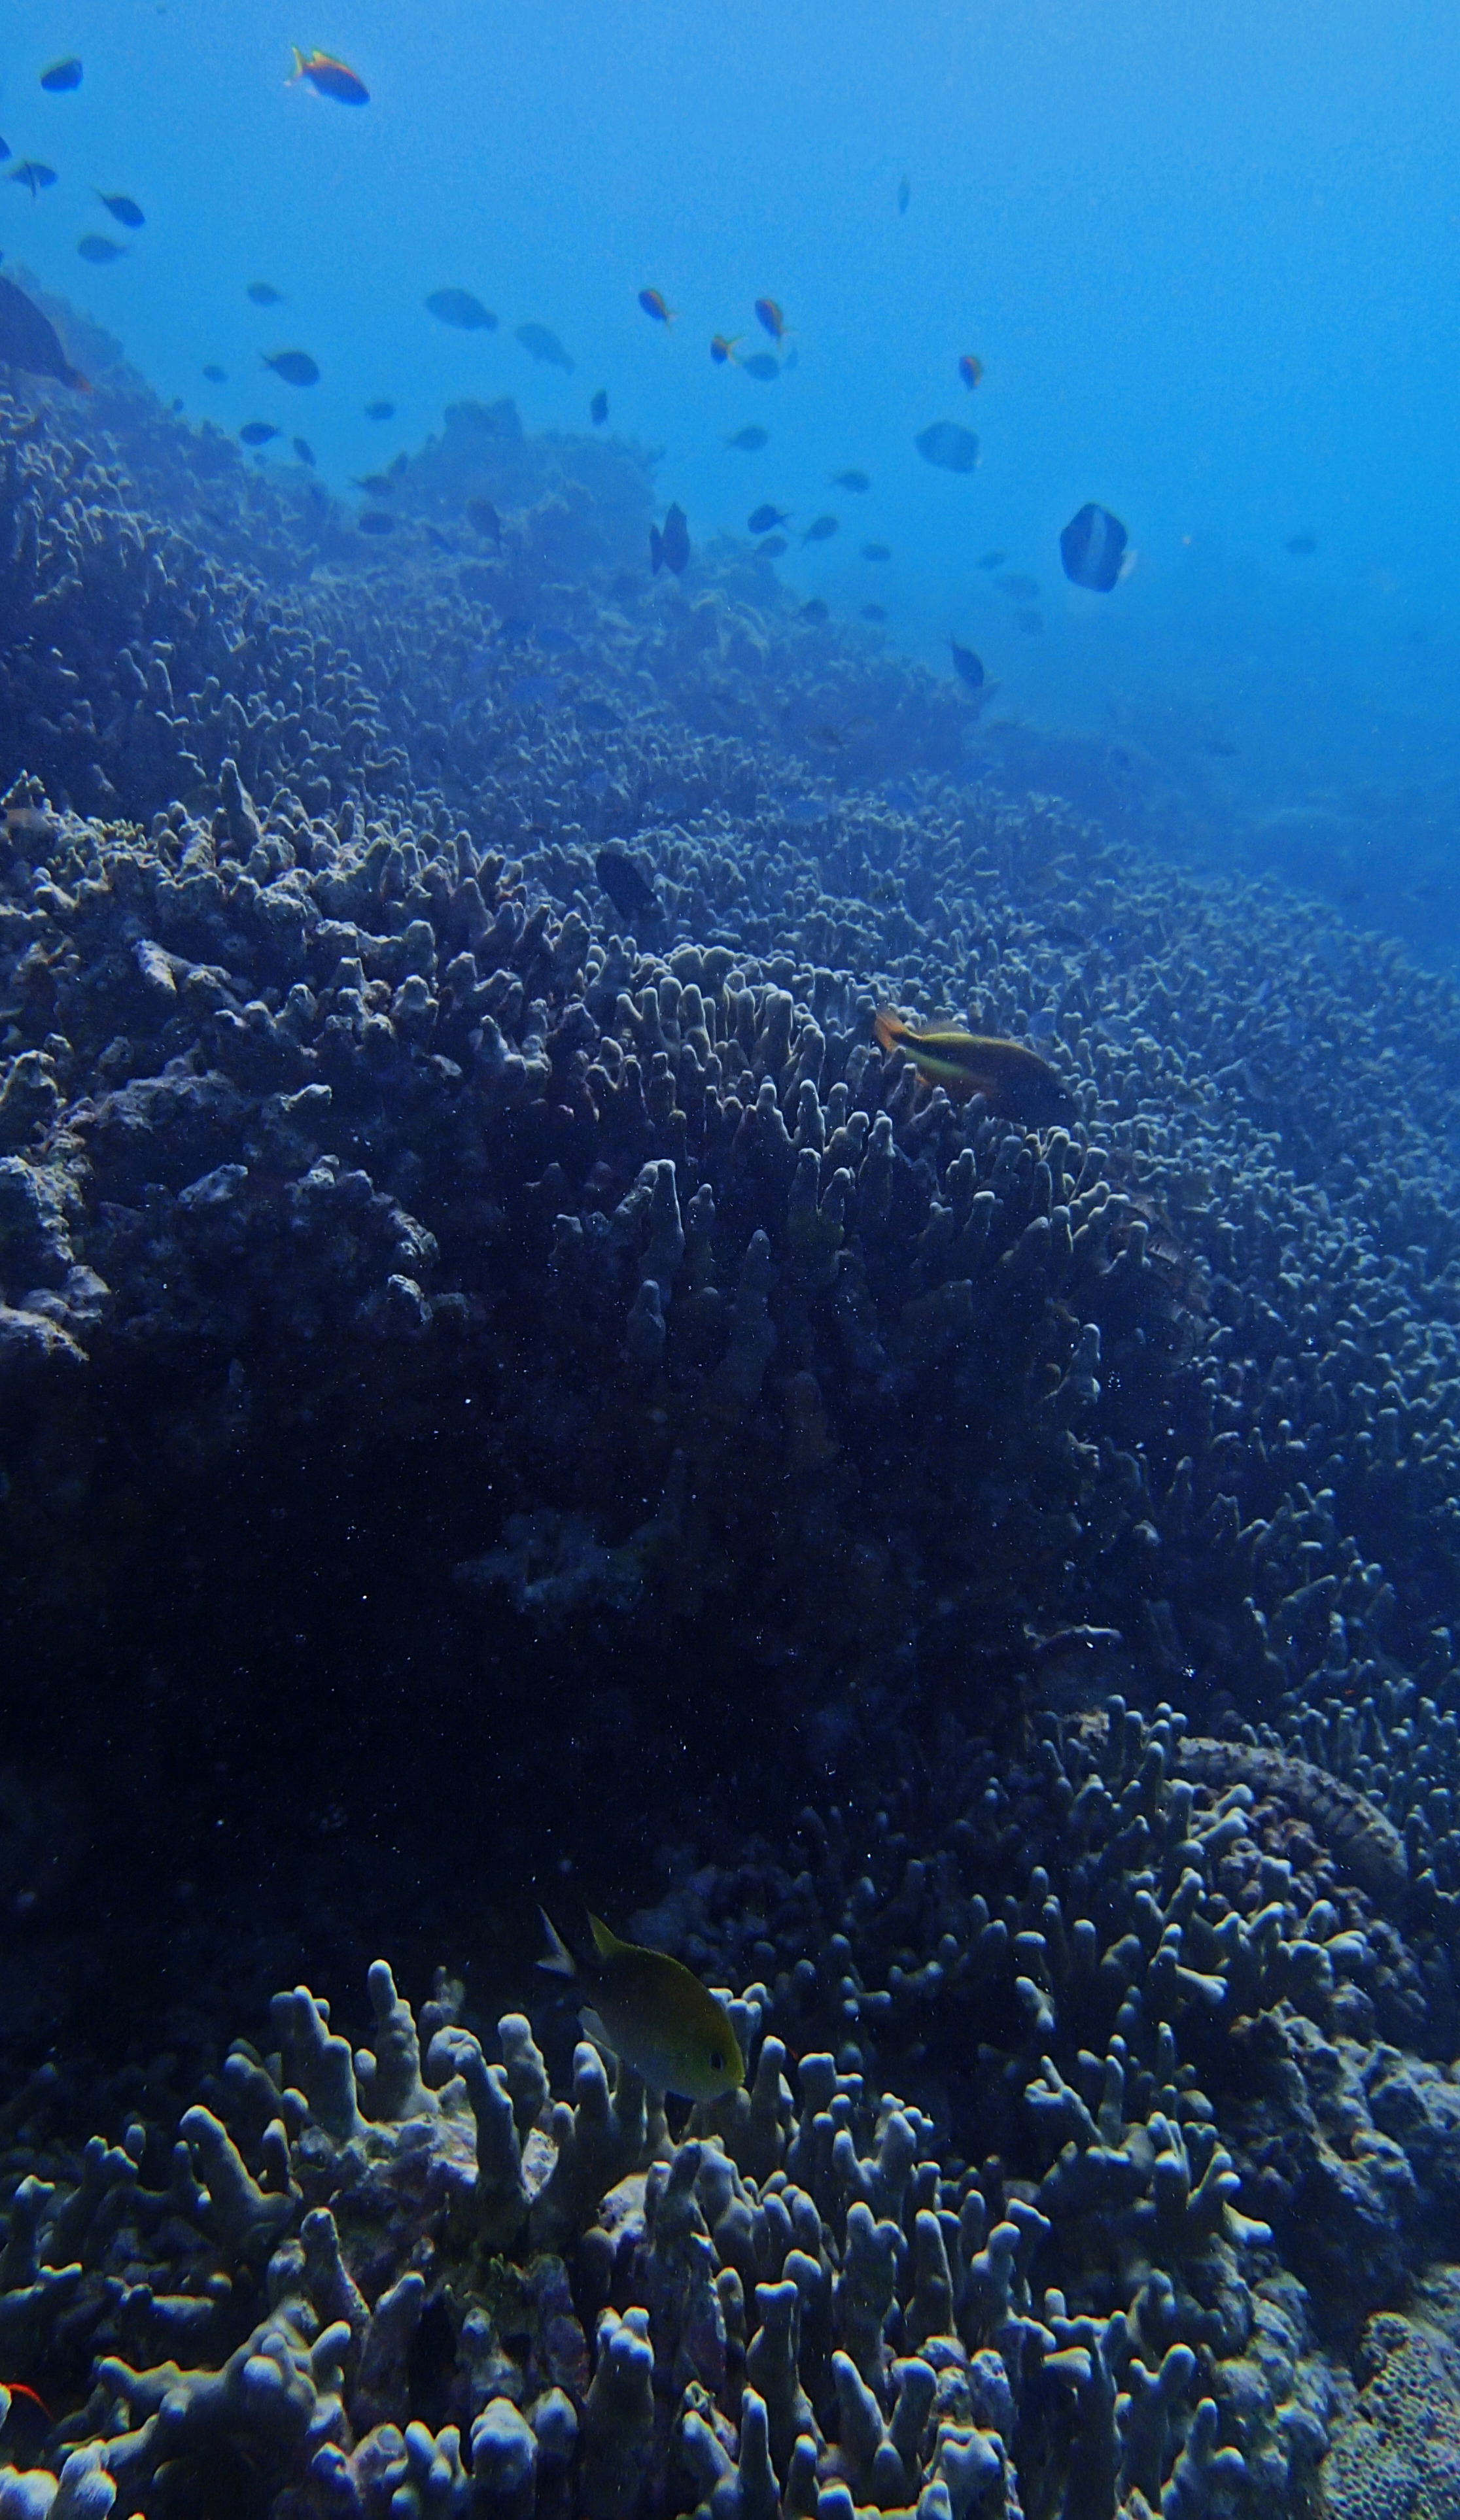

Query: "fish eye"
<box><xmin>710</xmin><ymin>2048</ymin><xmax>724</xmax><ymax>2073</ymax></box>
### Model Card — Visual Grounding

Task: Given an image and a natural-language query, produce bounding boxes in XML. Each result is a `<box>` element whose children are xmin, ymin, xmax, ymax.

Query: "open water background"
<box><xmin>6</xmin><ymin>0</ymin><xmax>1460</xmax><ymax>947</ymax></box>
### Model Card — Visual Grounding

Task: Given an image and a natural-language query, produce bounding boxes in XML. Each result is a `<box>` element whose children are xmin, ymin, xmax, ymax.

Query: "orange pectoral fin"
<box><xmin>873</xmin><ymin>1009</ymin><xmax>907</xmax><ymax>1055</ymax></box>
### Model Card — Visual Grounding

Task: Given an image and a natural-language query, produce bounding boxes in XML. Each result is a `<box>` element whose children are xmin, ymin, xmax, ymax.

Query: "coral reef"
<box><xmin>0</xmin><ymin>1945</ymin><xmax>1318</xmax><ymax>2520</ymax></box>
<box><xmin>8</xmin><ymin>687</ymin><xmax>1460</xmax><ymax>1728</ymax></box>
<box><xmin>4</xmin><ymin>293</ymin><xmax>1460</xmax><ymax>2520</ymax></box>
<box><xmin>5</xmin><ymin>1706</ymin><xmax>1460</xmax><ymax>2515</ymax></box>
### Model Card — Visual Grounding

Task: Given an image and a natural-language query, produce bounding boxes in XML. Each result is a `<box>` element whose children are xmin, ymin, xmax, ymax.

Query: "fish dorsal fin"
<box><xmin>588</xmin><ymin>1912</ymin><xmax>629</xmax><ymax>1963</ymax></box>
<box><xmin>538</xmin><ymin>1908</ymin><xmax>578</xmax><ymax>1978</ymax></box>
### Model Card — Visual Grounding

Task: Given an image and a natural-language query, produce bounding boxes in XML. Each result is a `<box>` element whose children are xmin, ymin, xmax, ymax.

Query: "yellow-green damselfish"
<box><xmin>538</xmin><ymin>1910</ymin><xmax>745</xmax><ymax>2101</ymax></box>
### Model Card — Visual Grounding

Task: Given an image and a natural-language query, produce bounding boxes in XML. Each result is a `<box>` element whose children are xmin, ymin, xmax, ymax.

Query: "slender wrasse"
<box><xmin>874</xmin><ymin>1009</ymin><xmax>1071</xmax><ymax>1121</ymax></box>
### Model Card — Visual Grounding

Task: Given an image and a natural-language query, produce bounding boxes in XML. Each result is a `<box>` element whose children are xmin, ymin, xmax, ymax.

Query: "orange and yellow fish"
<box><xmin>754</xmin><ymin>296</ymin><xmax>788</xmax><ymax>342</ymax></box>
<box><xmin>874</xmin><ymin>1009</ymin><xmax>1071</xmax><ymax>1121</ymax></box>
<box><xmin>958</xmin><ymin>353</ymin><xmax>984</xmax><ymax>390</ymax></box>
<box><xmin>288</xmin><ymin>46</ymin><xmax>369</xmax><ymax>103</ymax></box>
<box><xmin>710</xmin><ymin>333</ymin><xmax>742</xmax><ymax>364</ymax></box>
<box><xmin>638</xmin><ymin>287</ymin><xmax>674</xmax><ymax>326</ymax></box>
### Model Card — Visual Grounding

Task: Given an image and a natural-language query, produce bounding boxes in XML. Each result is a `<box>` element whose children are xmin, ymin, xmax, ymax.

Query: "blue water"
<box><xmin>5</xmin><ymin>0</ymin><xmax>1460</xmax><ymax>902</ymax></box>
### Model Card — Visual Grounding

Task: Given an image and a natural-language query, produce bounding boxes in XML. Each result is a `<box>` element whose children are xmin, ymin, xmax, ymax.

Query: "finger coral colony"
<box><xmin>5</xmin><ymin>295</ymin><xmax>1460</xmax><ymax>2520</ymax></box>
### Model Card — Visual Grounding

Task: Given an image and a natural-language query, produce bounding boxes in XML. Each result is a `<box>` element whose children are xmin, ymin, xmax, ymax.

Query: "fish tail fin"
<box><xmin>287</xmin><ymin>46</ymin><xmax>307</xmax><ymax>82</ymax></box>
<box><xmin>873</xmin><ymin>1008</ymin><xmax>906</xmax><ymax>1055</ymax></box>
<box><xmin>538</xmin><ymin>1908</ymin><xmax>577</xmax><ymax>1978</ymax></box>
<box><xmin>587</xmin><ymin>1912</ymin><xmax>627</xmax><ymax>1961</ymax></box>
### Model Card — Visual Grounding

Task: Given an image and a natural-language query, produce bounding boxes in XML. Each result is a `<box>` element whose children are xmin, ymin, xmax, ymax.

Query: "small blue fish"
<box><xmin>915</xmin><ymin>421</ymin><xmax>979</xmax><ymax>474</ymax></box>
<box><xmin>426</xmin><ymin>287</ymin><xmax>495</xmax><ymax>330</ymax></box>
<box><xmin>517</xmin><ymin>320</ymin><xmax>574</xmax><ymax>370</ymax></box>
<box><xmin>264</xmin><ymin>349</ymin><xmax>320</xmax><ymax>387</ymax></box>
<box><xmin>96</xmin><ymin>192</ymin><xmax>144</xmax><ymax>228</ymax></box>
<box><xmin>650</xmin><ymin>503</ymin><xmax>690</xmax><ymax>576</ymax></box>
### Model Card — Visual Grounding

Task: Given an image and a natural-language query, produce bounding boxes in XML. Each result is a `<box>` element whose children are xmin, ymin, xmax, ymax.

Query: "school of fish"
<box><xmin>0</xmin><ymin>31</ymin><xmax>1148</xmax><ymax>657</ymax></box>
